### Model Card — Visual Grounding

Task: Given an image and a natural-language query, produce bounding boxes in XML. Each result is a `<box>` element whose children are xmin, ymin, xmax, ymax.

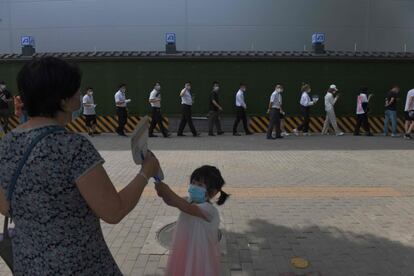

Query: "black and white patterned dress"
<box><xmin>0</xmin><ymin>125</ymin><xmax>122</xmax><ymax>275</ymax></box>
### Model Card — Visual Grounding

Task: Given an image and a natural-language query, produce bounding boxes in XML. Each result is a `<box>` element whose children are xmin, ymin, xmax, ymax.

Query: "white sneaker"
<box><xmin>303</xmin><ymin>132</ymin><xmax>311</xmax><ymax>136</ymax></box>
<box><xmin>281</xmin><ymin>132</ymin><xmax>290</xmax><ymax>136</ymax></box>
<box><xmin>336</xmin><ymin>132</ymin><xmax>344</xmax><ymax>136</ymax></box>
<box><xmin>292</xmin><ymin>129</ymin><xmax>299</xmax><ymax>136</ymax></box>
<box><xmin>391</xmin><ymin>134</ymin><xmax>400</xmax><ymax>138</ymax></box>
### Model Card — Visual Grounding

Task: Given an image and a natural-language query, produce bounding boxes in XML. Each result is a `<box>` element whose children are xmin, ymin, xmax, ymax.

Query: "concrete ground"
<box><xmin>1</xmin><ymin>132</ymin><xmax>413</xmax><ymax>276</ymax></box>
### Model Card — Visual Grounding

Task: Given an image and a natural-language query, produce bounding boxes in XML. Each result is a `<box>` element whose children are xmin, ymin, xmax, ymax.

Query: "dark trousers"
<box><xmin>208</xmin><ymin>110</ymin><xmax>223</xmax><ymax>134</ymax></box>
<box><xmin>354</xmin><ymin>113</ymin><xmax>371</xmax><ymax>134</ymax></box>
<box><xmin>149</xmin><ymin>107</ymin><xmax>168</xmax><ymax>136</ymax></box>
<box><xmin>233</xmin><ymin>106</ymin><xmax>250</xmax><ymax>134</ymax></box>
<box><xmin>177</xmin><ymin>104</ymin><xmax>197</xmax><ymax>135</ymax></box>
<box><xmin>116</xmin><ymin>107</ymin><xmax>128</xmax><ymax>134</ymax></box>
<box><xmin>0</xmin><ymin>109</ymin><xmax>9</xmax><ymax>133</ymax></box>
<box><xmin>297</xmin><ymin>105</ymin><xmax>310</xmax><ymax>133</ymax></box>
<box><xmin>267</xmin><ymin>108</ymin><xmax>281</xmax><ymax>138</ymax></box>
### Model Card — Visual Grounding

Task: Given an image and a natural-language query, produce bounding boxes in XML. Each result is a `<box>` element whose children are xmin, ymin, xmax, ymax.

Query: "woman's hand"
<box><xmin>141</xmin><ymin>151</ymin><xmax>160</xmax><ymax>178</ymax></box>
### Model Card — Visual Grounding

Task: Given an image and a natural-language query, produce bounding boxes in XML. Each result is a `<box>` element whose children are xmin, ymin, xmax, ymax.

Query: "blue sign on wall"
<box><xmin>165</xmin><ymin>33</ymin><xmax>176</xmax><ymax>44</ymax></box>
<box><xmin>21</xmin><ymin>36</ymin><xmax>35</xmax><ymax>47</ymax></box>
<box><xmin>312</xmin><ymin>33</ymin><xmax>325</xmax><ymax>44</ymax></box>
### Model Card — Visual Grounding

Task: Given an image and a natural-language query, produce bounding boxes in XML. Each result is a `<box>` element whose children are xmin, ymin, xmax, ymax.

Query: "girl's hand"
<box><xmin>141</xmin><ymin>151</ymin><xmax>160</xmax><ymax>178</ymax></box>
<box><xmin>155</xmin><ymin>182</ymin><xmax>173</xmax><ymax>205</ymax></box>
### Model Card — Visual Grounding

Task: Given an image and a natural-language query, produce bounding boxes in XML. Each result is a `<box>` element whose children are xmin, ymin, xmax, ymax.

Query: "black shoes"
<box><xmin>149</xmin><ymin>134</ymin><xmax>159</xmax><ymax>138</ymax></box>
<box><xmin>217</xmin><ymin>131</ymin><xmax>225</xmax><ymax>135</ymax></box>
<box><xmin>233</xmin><ymin>133</ymin><xmax>241</xmax><ymax>136</ymax></box>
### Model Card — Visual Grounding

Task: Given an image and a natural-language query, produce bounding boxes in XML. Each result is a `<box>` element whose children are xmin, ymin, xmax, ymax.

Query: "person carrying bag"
<box><xmin>0</xmin><ymin>126</ymin><xmax>63</xmax><ymax>272</ymax></box>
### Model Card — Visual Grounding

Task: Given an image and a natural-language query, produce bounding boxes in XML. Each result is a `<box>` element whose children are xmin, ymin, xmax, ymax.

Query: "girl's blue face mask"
<box><xmin>188</xmin><ymin>184</ymin><xmax>207</xmax><ymax>203</ymax></box>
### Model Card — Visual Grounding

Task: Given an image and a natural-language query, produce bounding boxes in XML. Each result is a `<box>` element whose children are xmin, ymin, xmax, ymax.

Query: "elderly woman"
<box><xmin>0</xmin><ymin>57</ymin><xmax>160</xmax><ymax>275</ymax></box>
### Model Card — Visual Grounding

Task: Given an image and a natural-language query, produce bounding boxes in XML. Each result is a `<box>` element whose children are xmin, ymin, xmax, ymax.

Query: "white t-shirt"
<box><xmin>149</xmin><ymin>89</ymin><xmax>161</xmax><ymax>108</ymax></box>
<box><xmin>82</xmin><ymin>94</ymin><xmax>95</xmax><ymax>115</ymax></box>
<box><xmin>181</xmin><ymin>89</ymin><xmax>193</xmax><ymax>105</ymax></box>
<box><xmin>404</xmin><ymin>89</ymin><xmax>414</xmax><ymax>111</ymax></box>
<box><xmin>114</xmin><ymin>90</ymin><xmax>127</xmax><ymax>107</ymax></box>
<box><xmin>166</xmin><ymin>202</ymin><xmax>220</xmax><ymax>276</ymax></box>
<box><xmin>300</xmin><ymin>92</ymin><xmax>313</xmax><ymax>107</ymax></box>
<box><xmin>270</xmin><ymin>91</ymin><xmax>282</xmax><ymax>108</ymax></box>
<box><xmin>235</xmin><ymin>90</ymin><xmax>246</xmax><ymax>108</ymax></box>
<box><xmin>356</xmin><ymin>93</ymin><xmax>368</xmax><ymax>114</ymax></box>
<box><xmin>324</xmin><ymin>92</ymin><xmax>335</xmax><ymax>112</ymax></box>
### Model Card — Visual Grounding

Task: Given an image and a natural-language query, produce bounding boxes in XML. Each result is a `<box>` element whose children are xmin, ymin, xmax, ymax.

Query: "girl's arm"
<box><xmin>155</xmin><ymin>182</ymin><xmax>208</xmax><ymax>221</ymax></box>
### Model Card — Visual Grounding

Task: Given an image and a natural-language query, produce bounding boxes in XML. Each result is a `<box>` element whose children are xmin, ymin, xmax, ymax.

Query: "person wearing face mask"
<box><xmin>233</xmin><ymin>83</ymin><xmax>252</xmax><ymax>136</ymax></box>
<box><xmin>321</xmin><ymin>85</ymin><xmax>344</xmax><ymax>136</ymax></box>
<box><xmin>148</xmin><ymin>82</ymin><xmax>170</xmax><ymax>138</ymax></box>
<box><xmin>177</xmin><ymin>82</ymin><xmax>200</xmax><ymax>137</ymax></box>
<box><xmin>83</xmin><ymin>87</ymin><xmax>98</xmax><ymax>137</ymax></box>
<box><xmin>266</xmin><ymin>84</ymin><xmax>284</xmax><ymax>139</ymax></box>
<box><xmin>114</xmin><ymin>84</ymin><xmax>131</xmax><ymax>136</ymax></box>
<box><xmin>0</xmin><ymin>81</ymin><xmax>13</xmax><ymax>133</ymax></box>
<box><xmin>155</xmin><ymin>165</ymin><xmax>229</xmax><ymax>276</ymax></box>
<box><xmin>293</xmin><ymin>83</ymin><xmax>318</xmax><ymax>136</ymax></box>
<box><xmin>208</xmin><ymin>81</ymin><xmax>224</xmax><ymax>136</ymax></box>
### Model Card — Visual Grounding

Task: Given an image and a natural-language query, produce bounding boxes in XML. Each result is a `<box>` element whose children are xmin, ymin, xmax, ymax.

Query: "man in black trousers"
<box><xmin>114</xmin><ymin>84</ymin><xmax>131</xmax><ymax>136</ymax></box>
<box><xmin>177</xmin><ymin>82</ymin><xmax>200</xmax><ymax>137</ymax></box>
<box><xmin>148</xmin><ymin>82</ymin><xmax>170</xmax><ymax>138</ymax></box>
<box><xmin>266</xmin><ymin>84</ymin><xmax>284</xmax><ymax>139</ymax></box>
<box><xmin>233</xmin><ymin>83</ymin><xmax>252</xmax><ymax>136</ymax></box>
<box><xmin>208</xmin><ymin>81</ymin><xmax>224</xmax><ymax>136</ymax></box>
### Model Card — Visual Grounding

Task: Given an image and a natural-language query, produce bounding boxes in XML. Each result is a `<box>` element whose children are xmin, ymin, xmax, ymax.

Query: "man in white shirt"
<box><xmin>233</xmin><ymin>83</ymin><xmax>252</xmax><ymax>136</ymax></box>
<box><xmin>321</xmin><ymin>84</ymin><xmax>344</xmax><ymax>136</ymax></box>
<box><xmin>148</xmin><ymin>82</ymin><xmax>170</xmax><ymax>138</ymax></box>
<box><xmin>404</xmin><ymin>88</ymin><xmax>414</xmax><ymax>139</ymax></box>
<box><xmin>83</xmin><ymin>87</ymin><xmax>98</xmax><ymax>136</ymax></box>
<box><xmin>354</xmin><ymin>87</ymin><xmax>373</xmax><ymax>136</ymax></box>
<box><xmin>177</xmin><ymin>82</ymin><xmax>199</xmax><ymax>137</ymax></box>
<box><xmin>266</xmin><ymin>84</ymin><xmax>284</xmax><ymax>139</ymax></box>
<box><xmin>293</xmin><ymin>83</ymin><xmax>317</xmax><ymax>136</ymax></box>
<box><xmin>114</xmin><ymin>84</ymin><xmax>131</xmax><ymax>136</ymax></box>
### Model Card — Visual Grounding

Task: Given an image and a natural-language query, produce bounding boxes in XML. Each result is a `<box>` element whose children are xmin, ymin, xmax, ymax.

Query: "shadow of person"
<box><xmin>221</xmin><ymin>219</ymin><xmax>414</xmax><ymax>276</ymax></box>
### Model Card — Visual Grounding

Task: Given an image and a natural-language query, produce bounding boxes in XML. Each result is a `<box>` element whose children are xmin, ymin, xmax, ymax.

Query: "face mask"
<box><xmin>0</xmin><ymin>85</ymin><xmax>5</xmax><ymax>90</ymax></box>
<box><xmin>213</xmin><ymin>86</ymin><xmax>219</xmax><ymax>92</ymax></box>
<box><xmin>155</xmin><ymin>85</ymin><xmax>161</xmax><ymax>91</ymax></box>
<box><xmin>89</xmin><ymin>91</ymin><xmax>93</xmax><ymax>95</ymax></box>
<box><xmin>276</xmin><ymin>88</ymin><xmax>281</xmax><ymax>93</ymax></box>
<box><xmin>188</xmin><ymin>184</ymin><xmax>207</xmax><ymax>203</ymax></box>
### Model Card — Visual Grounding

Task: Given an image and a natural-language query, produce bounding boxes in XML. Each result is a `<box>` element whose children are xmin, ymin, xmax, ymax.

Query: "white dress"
<box><xmin>166</xmin><ymin>202</ymin><xmax>220</xmax><ymax>276</ymax></box>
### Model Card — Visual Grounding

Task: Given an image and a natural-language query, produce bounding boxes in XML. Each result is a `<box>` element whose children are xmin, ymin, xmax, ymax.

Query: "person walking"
<box><xmin>0</xmin><ymin>57</ymin><xmax>161</xmax><ymax>275</ymax></box>
<box><xmin>208</xmin><ymin>81</ymin><xmax>224</xmax><ymax>136</ymax></box>
<box><xmin>148</xmin><ymin>82</ymin><xmax>170</xmax><ymax>138</ymax></box>
<box><xmin>321</xmin><ymin>84</ymin><xmax>344</xmax><ymax>136</ymax></box>
<box><xmin>354</xmin><ymin>87</ymin><xmax>373</xmax><ymax>136</ymax></box>
<box><xmin>293</xmin><ymin>83</ymin><xmax>318</xmax><ymax>136</ymax></box>
<box><xmin>0</xmin><ymin>81</ymin><xmax>12</xmax><ymax>133</ymax></box>
<box><xmin>83</xmin><ymin>87</ymin><xmax>99</xmax><ymax>136</ymax></box>
<box><xmin>177</xmin><ymin>82</ymin><xmax>199</xmax><ymax>137</ymax></box>
<box><xmin>14</xmin><ymin>94</ymin><xmax>29</xmax><ymax>124</ymax></box>
<box><xmin>114</xmin><ymin>84</ymin><xmax>131</xmax><ymax>136</ymax></box>
<box><xmin>383</xmin><ymin>85</ymin><xmax>399</xmax><ymax>137</ymax></box>
<box><xmin>403</xmin><ymin>88</ymin><xmax>414</xmax><ymax>139</ymax></box>
<box><xmin>266</xmin><ymin>84</ymin><xmax>284</xmax><ymax>139</ymax></box>
<box><xmin>233</xmin><ymin>83</ymin><xmax>252</xmax><ymax>136</ymax></box>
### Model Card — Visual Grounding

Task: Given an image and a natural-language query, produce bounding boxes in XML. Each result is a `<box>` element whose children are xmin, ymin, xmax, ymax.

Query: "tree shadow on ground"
<box><xmin>222</xmin><ymin>219</ymin><xmax>414</xmax><ymax>276</ymax></box>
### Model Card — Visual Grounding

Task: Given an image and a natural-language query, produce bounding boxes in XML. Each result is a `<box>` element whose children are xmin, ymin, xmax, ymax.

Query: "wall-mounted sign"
<box><xmin>165</xmin><ymin>33</ymin><xmax>176</xmax><ymax>44</ymax></box>
<box><xmin>21</xmin><ymin>36</ymin><xmax>35</xmax><ymax>47</ymax></box>
<box><xmin>312</xmin><ymin>33</ymin><xmax>325</xmax><ymax>44</ymax></box>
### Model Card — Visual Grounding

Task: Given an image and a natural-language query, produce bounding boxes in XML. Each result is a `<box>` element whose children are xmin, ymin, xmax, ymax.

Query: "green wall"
<box><xmin>0</xmin><ymin>59</ymin><xmax>413</xmax><ymax>116</ymax></box>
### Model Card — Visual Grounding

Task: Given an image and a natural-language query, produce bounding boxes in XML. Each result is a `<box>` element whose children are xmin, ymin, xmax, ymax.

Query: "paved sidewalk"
<box><xmin>1</xmin><ymin>134</ymin><xmax>413</xmax><ymax>275</ymax></box>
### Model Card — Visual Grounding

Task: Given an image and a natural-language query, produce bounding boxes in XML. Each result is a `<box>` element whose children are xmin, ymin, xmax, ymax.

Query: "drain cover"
<box><xmin>157</xmin><ymin>222</ymin><xmax>222</xmax><ymax>249</ymax></box>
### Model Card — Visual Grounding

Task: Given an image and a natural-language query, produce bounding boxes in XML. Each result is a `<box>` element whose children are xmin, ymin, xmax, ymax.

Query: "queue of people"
<box><xmin>1</xmin><ymin>78</ymin><xmax>414</xmax><ymax>140</ymax></box>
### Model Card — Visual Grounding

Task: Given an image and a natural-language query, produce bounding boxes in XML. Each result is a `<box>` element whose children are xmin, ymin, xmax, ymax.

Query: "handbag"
<box><xmin>0</xmin><ymin>126</ymin><xmax>63</xmax><ymax>272</ymax></box>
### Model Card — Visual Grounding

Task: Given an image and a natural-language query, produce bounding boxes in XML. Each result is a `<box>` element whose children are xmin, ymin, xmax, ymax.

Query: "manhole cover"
<box><xmin>157</xmin><ymin>222</ymin><xmax>222</xmax><ymax>249</ymax></box>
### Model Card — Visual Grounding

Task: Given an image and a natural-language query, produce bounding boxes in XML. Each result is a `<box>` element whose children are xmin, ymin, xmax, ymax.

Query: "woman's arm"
<box><xmin>155</xmin><ymin>182</ymin><xmax>208</xmax><ymax>221</ymax></box>
<box><xmin>76</xmin><ymin>154</ymin><xmax>159</xmax><ymax>224</ymax></box>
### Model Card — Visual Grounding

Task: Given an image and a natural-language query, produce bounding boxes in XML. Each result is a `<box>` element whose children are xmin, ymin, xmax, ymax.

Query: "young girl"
<box><xmin>155</xmin><ymin>165</ymin><xmax>229</xmax><ymax>276</ymax></box>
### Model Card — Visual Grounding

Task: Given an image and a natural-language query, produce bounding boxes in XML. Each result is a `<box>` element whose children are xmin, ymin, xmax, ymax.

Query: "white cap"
<box><xmin>329</xmin><ymin>84</ymin><xmax>338</xmax><ymax>91</ymax></box>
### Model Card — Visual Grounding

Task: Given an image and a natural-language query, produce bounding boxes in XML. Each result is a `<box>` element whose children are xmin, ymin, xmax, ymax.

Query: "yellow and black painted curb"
<box><xmin>6</xmin><ymin>115</ymin><xmax>168</xmax><ymax>133</ymax></box>
<box><xmin>4</xmin><ymin>115</ymin><xmax>407</xmax><ymax>134</ymax></box>
<box><xmin>249</xmin><ymin>116</ymin><xmax>407</xmax><ymax>134</ymax></box>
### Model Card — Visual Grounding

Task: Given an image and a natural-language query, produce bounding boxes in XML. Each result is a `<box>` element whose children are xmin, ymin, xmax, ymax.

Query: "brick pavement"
<box><xmin>1</xmin><ymin>133</ymin><xmax>413</xmax><ymax>275</ymax></box>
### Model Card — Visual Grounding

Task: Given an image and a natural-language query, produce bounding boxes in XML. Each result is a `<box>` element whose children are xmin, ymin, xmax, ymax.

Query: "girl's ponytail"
<box><xmin>217</xmin><ymin>190</ymin><xmax>230</xmax><ymax>206</ymax></box>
